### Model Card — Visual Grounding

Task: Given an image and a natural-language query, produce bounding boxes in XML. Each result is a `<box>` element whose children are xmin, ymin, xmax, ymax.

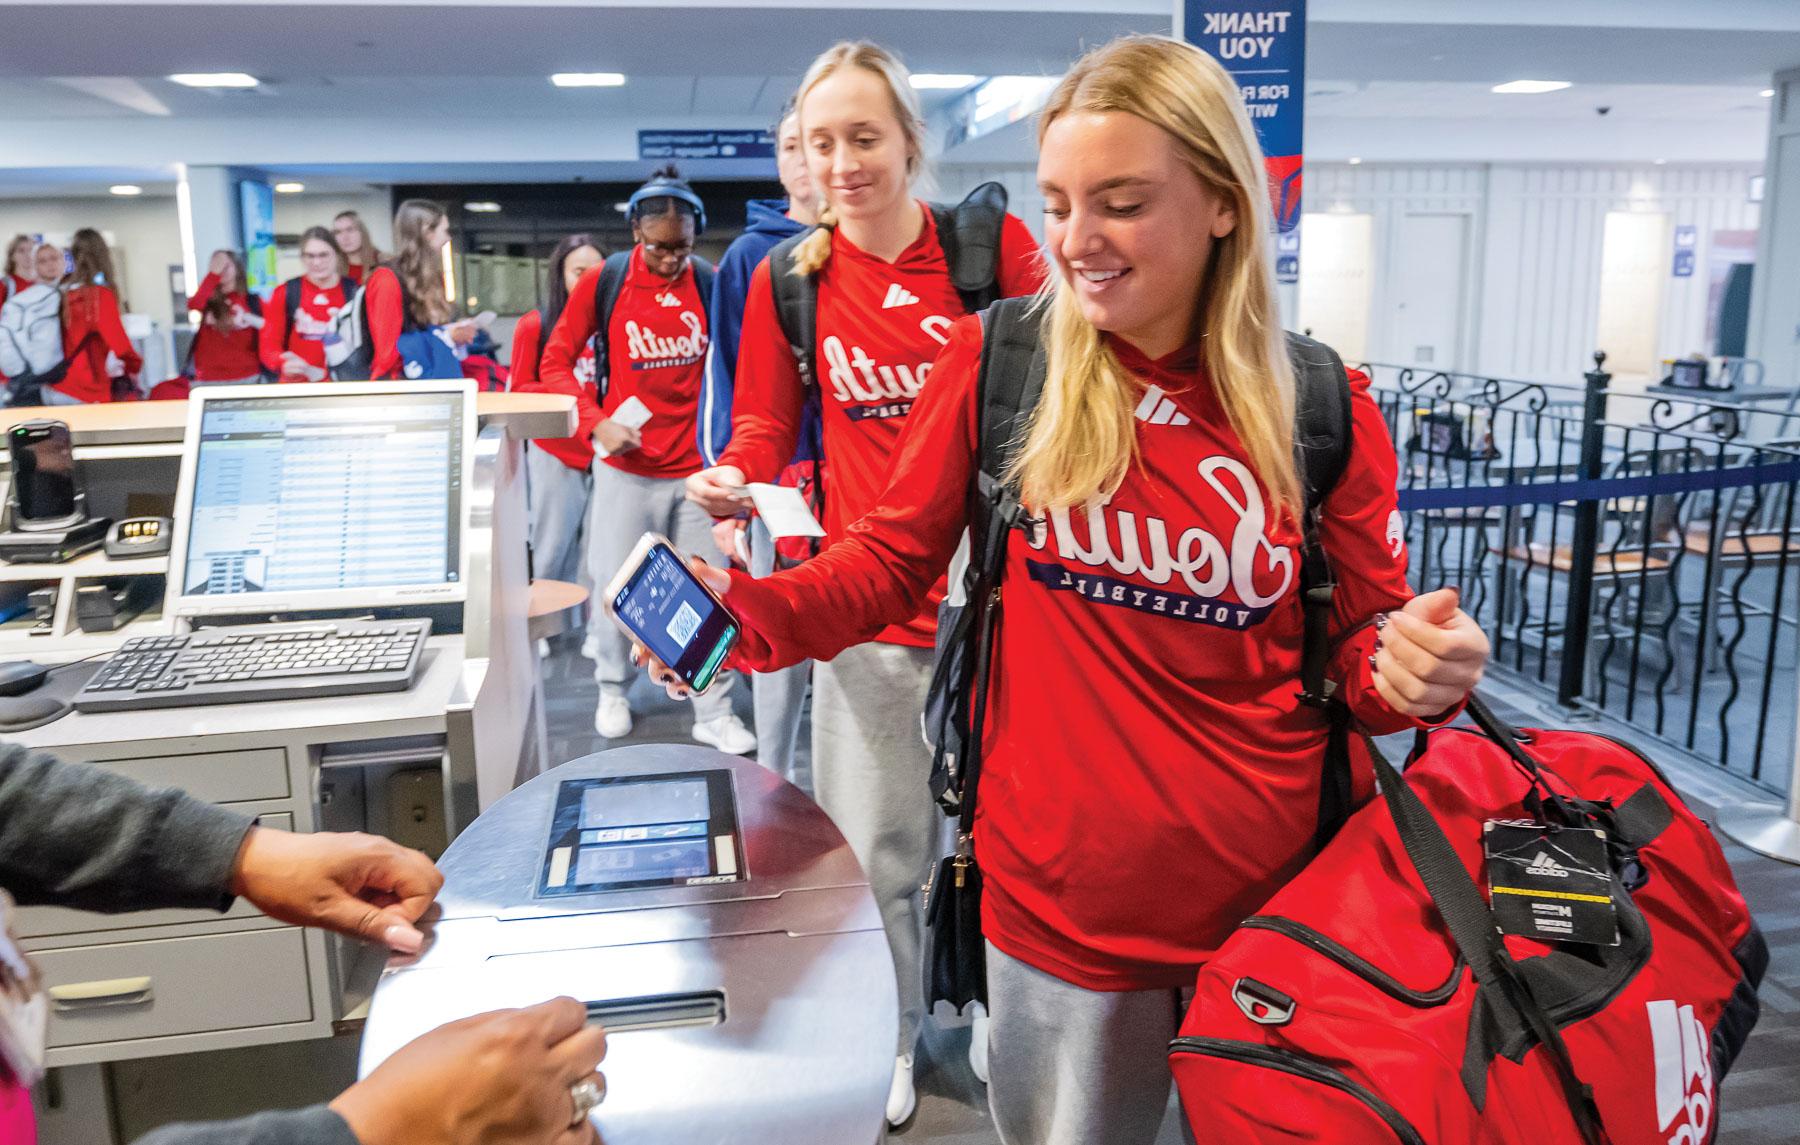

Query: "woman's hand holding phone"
<box><xmin>629</xmin><ymin>556</ymin><xmax>733</xmax><ymax>701</ymax></box>
<box><xmin>594</xmin><ymin>419</ymin><xmax>642</xmax><ymax>456</ymax></box>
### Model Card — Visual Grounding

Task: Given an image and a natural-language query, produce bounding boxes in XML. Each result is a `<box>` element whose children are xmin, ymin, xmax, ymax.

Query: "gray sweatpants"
<box><xmin>586</xmin><ymin>462</ymin><xmax>735</xmax><ymax>723</ymax></box>
<box><xmin>748</xmin><ymin>517</ymin><xmax>811</xmax><ymax>785</ymax></box>
<box><xmin>526</xmin><ymin>444</ymin><xmax>592</xmax><ymax>588</ymax></box>
<box><xmin>811</xmin><ymin>641</ymin><xmax>939</xmax><ymax>1055</ymax></box>
<box><xmin>985</xmin><ymin>941</ymin><xmax>1195</xmax><ymax>1145</ymax></box>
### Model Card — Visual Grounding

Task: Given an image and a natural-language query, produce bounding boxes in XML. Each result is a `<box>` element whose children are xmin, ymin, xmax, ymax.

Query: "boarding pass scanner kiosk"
<box><xmin>359</xmin><ymin>744</ymin><xmax>896</xmax><ymax>1143</ymax></box>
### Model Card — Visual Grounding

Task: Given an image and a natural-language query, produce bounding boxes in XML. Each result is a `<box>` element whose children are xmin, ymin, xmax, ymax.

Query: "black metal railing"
<box><xmin>1365</xmin><ymin>355</ymin><xmax>1800</xmax><ymax>796</ymax></box>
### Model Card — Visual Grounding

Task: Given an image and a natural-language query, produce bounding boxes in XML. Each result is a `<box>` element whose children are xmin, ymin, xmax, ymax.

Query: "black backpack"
<box><xmin>587</xmin><ymin>250</ymin><xmax>715</xmax><ymax>401</ymax></box>
<box><xmin>924</xmin><ymin>298</ymin><xmax>1358</xmax><ymax>841</ymax></box>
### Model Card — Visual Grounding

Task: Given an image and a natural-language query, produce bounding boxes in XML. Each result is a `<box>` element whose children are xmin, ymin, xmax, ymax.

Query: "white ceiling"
<box><xmin>0</xmin><ymin>1</ymin><xmax>1792</xmax><ymax>187</ymax></box>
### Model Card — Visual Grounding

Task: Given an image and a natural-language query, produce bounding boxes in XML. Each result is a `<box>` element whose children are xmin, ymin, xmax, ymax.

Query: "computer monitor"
<box><xmin>166</xmin><ymin>381</ymin><xmax>476</xmax><ymax>618</ymax></box>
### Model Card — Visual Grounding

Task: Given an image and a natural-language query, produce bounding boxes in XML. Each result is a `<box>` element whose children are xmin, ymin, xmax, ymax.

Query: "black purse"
<box><xmin>922</xmin><ymin>575</ymin><xmax>1002</xmax><ymax>1013</ymax></box>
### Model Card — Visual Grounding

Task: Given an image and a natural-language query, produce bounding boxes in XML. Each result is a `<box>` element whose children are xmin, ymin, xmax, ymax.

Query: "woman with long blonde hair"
<box><xmin>651</xmin><ymin>35</ymin><xmax>1488</xmax><ymax>1142</ymax></box>
<box><xmin>357</xmin><ymin>199</ymin><xmax>470</xmax><ymax>380</ymax></box>
<box><xmin>682</xmin><ymin>40</ymin><xmax>1043</xmax><ymax>1125</ymax></box>
<box><xmin>331</xmin><ymin>209</ymin><xmax>382</xmax><ymax>284</ymax></box>
<box><xmin>51</xmin><ymin>228</ymin><xmax>140</xmax><ymax>403</ymax></box>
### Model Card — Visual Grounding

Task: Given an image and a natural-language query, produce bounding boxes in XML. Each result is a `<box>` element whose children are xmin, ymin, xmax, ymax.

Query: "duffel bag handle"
<box><xmin>1362</xmin><ymin>729</ymin><xmax>1612</xmax><ymax>1145</ymax></box>
<box><xmin>1460</xmin><ymin>693</ymin><xmax>1602</xmax><ymax>831</ymax></box>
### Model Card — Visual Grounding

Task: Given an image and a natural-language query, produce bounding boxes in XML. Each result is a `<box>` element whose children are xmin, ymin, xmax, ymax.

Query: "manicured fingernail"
<box><xmin>385</xmin><ymin>924</ymin><xmax>423</xmax><ymax>954</ymax></box>
<box><xmin>1369</xmin><ymin>653</ymin><xmax>1381</xmax><ymax>675</ymax></box>
<box><xmin>1448</xmin><ymin>586</ymin><xmax>1462</xmax><ymax>604</ymax></box>
<box><xmin>1374</xmin><ymin>613</ymin><xmax>1389</xmax><ymax>631</ymax></box>
<box><xmin>1373</xmin><ymin>637</ymin><xmax>1383</xmax><ymax>654</ymax></box>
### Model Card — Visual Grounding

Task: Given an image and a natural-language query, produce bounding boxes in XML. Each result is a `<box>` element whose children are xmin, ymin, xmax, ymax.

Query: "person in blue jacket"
<box><xmin>699</xmin><ymin>103</ymin><xmax>819</xmax><ymax>786</ymax></box>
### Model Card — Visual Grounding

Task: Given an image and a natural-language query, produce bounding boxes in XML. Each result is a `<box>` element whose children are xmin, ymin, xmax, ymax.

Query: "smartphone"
<box><xmin>603</xmin><ymin>534</ymin><xmax>739</xmax><ymax>693</ymax></box>
<box><xmin>7</xmin><ymin>421</ymin><xmax>81</xmax><ymax>531</ymax></box>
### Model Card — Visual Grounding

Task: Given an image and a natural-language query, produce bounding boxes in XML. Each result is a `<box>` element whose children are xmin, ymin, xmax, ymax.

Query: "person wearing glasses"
<box><xmin>260</xmin><ymin>226</ymin><xmax>351</xmax><ymax>383</ymax></box>
<box><xmin>534</xmin><ymin>168</ymin><xmax>754</xmax><ymax>756</ymax></box>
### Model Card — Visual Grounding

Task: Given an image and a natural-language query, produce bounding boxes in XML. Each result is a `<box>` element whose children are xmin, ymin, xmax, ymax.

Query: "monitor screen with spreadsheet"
<box><xmin>169</xmin><ymin>381</ymin><xmax>475</xmax><ymax>616</ymax></box>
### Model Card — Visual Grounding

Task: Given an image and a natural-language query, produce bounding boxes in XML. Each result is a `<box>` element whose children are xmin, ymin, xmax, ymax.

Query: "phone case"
<box><xmin>601</xmin><ymin>532</ymin><xmax>737</xmax><ymax>693</ymax></box>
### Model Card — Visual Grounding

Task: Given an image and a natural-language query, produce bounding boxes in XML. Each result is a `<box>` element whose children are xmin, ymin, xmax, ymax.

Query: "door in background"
<box><xmin>1596</xmin><ymin>210</ymin><xmax>1670</xmax><ymax>382</ymax></box>
<box><xmin>1298</xmin><ymin>212</ymin><xmax>1373</xmax><ymax>364</ymax></box>
<box><xmin>1387</xmin><ymin>212</ymin><xmax>1469</xmax><ymax>371</ymax></box>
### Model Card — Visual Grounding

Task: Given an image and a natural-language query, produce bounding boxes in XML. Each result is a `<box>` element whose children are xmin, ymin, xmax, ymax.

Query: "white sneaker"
<box><xmin>595</xmin><ymin>694</ymin><xmax>632</xmax><ymax>739</ymax></box>
<box><xmin>886</xmin><ymin>1053</ymin><xmax>916</xmax><ymax>1127</ymax></box>
<box><xmin>969</xmin><ymin>1003</ymin><xmax>990</xmax><ymax>1084</ymax></box>
<box><xmin>692</xmin><ymin>712</ymin><xmax>757</xmax><ymax>756</ymax></box>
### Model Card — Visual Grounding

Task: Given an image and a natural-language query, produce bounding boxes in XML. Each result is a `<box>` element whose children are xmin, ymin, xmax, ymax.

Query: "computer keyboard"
<box><xmin>72</xmin><ymin>618</ymin><xmax>432</xmax><ymax>713</ymax></box>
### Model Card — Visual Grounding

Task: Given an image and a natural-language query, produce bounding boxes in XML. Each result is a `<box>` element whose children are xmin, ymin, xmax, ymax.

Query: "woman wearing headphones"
<box><xmin>653</xmin><ymin>35</ymin><xmax>1488</xmax><ymax>1144</ymax></box>
<box><xmin>683</xmin><ymin>41</ymin><xmax>1043</xmax><ymax>1126</ymax></box>
<box><xmin>508</xmin><ymin>233</ymin><xmax>605</xmax><ymax>592</ymax></box>
<box><xmin>535</xmin><ymin>169</ymin><xmax>755</xmax><ymax>756</ymax></box>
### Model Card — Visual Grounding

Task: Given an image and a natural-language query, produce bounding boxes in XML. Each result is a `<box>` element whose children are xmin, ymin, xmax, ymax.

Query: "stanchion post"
<box><xmin>1556</xmin><ymin>351</ymin><xmax>1611</xmax><ymax>707</ymax></box>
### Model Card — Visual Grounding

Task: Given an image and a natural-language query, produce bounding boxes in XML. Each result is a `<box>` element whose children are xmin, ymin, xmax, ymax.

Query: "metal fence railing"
<box><xmin>1364</xmin><ymin>354</ymin><xmax>1800</xmax><ymax>796</ymax></box>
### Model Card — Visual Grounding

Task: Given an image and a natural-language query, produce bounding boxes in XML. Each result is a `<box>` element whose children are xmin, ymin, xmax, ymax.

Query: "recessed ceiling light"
<box><xmin>1653</xmin><ymin>158</ymin><xmax>1667</xmax><ymax>166</ymax></box>
<box><xmin>911</xmin><ymin>74</ymin><xmax>981</xmax><ymax>90</ymax></box>
<box><xmin>1762</xmin><ymin>89</ymin><xmax>1776</xmax><ymax>98</ymax></box>
<box><xmin>109</xmin><ymin>184</ymin><xmax>143</xmax><ymax>196</ymax></box>
<box><xmin>1491</xmin><ymin>80</ymin><xmax>1572</xmax><ymax>95</ymax></box>
<box><xmin>168</xmin><ymin>72</ymin><xmax>259</xmax><ymax>89</ymax></box>
<box><xmin>464</xmin><ymin>201</ymin><xmax>502</xmax><ymax>213</ymax></box>
<box><xmin>274</xmin><ymin>181</ymin><xmax>305</xmax><ymax>194</ymax></box>
<box><xmin>551</xmin><ymin>73</ymin><xmax>625</xmax><ymax>88</ymax></box>
<box><xmin>1347</xmin><ymin>157</ymin><xmax>1363</xmax><ymax>165</ymax></box>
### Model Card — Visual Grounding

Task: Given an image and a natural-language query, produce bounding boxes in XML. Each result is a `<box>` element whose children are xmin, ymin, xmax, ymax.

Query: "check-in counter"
<box><xmin>0</xmin><ymin>392</ymin><xmax>575</xmax><ymax>1084</ymax></box>
<box><xmin>361</xmin><ymin>745</ymin><xmax>897</xmax><ymax>1145</ymax></box>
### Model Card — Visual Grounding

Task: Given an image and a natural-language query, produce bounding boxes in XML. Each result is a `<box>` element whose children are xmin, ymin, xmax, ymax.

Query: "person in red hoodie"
<box><xmin>508</xmin><ymin>232</ymin><xmax>604</xmax><ymax>591</ymax></box>
<box><xmin>186</xmin><ymin>249</ymin><xmax>263</xmax><ymax>384</ymax></box>
<box><xmin>359</xmin><ymin>200</ymin><xmax>473</xmax><ymax>382</ymax></box>
<box><xmin>534</xmin><ymin>170</ymin><xmax>754</xmax><ymax>757</ymax></box>
<box><xmin>654</xmin><ymin>36</ymin><xmax>1491</xmax><ymax>1144</ymax></box>
<box><xmin>332</xmin><ymin>210</ymin><xmax>383</xmax><ymax>286</ymax></box>
<box><xmin>260</xmin><ymin>227</ymin><xmax>351</xmax><ymax>383</ymax></box>
<box><xmin>49</xmin><ymin>228</ymin><xmax>139</xmax><ymax>405</ymax></box>
<box><xmin>681</xmin><ymin>41</ymin><xmax>1043</xmax><ymax>1123</ymax></box>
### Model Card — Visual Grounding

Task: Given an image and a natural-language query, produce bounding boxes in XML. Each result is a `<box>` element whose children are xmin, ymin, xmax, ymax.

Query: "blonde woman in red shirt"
<box><xmin>652</xmin><ymin>35</ymin><xmax>1489</xmax><ymax>1144</ymax></box>
<box><xmin>683</xmin><ymin>41</ymin><xmax>1044</xmax><ymax>1125</ymax></box>
<box><xmin>50</xmin><ymin>228</ymin><xmax>140</xmax><ymax>405</ymax></box>
<box><xmin>4</xmin><ymin>235</ymin><xmax>34</xmax><ymax>299</ymax></box>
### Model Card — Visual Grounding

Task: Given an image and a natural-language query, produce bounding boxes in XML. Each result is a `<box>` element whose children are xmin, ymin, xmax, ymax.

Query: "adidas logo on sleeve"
<box><xmin>1134</xmin><ymin>386</ymin><xmax>1192</xmax><ymax>427</ymax></box>
<box><xmin>881</xmin><ymin>283</ymin><xmax>920</xmax><ymax>310</ymax></box>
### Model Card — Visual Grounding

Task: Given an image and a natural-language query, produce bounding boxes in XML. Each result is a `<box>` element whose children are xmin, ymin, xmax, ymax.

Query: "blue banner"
<box><xmin>638</xmin><ymin>130</ymin><xmax>774</xmax><ymax>161</ymax></box>
<box><xmin>1180</xmin><ymin>1</ymin><xmax>1307</xmax><ymax>235</ymax></box>
<box><xmin>237</xmin><ymin>179</ymin><xmax>276</xmax><ymax>301</ymax></box>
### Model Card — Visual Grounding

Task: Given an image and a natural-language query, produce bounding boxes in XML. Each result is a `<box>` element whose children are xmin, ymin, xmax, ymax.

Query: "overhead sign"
<box><xmin>638</xmin><ymin>130</ymin><xmax>775</xmax><ymax>161</ymax></box>
<box><xmin>1672</xmin><ymin>224</ymin><xmax>1697</xmax><ymax>278</ymax></box>
<box><xmin>1178</xmin><ymin>1</ymin><xmax>1307</xmax><ymax>238</ymax></box>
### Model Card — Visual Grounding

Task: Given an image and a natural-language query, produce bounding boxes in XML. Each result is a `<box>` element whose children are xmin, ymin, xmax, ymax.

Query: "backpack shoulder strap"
<box><xmin>689</xmin><ymin>257</ymin><xmax>716</xmax><ymax>315</ymax></box>
<box><xmin>1284</xmin><ymin>330</ymin><xmax>1357</xmax><ymax>852</ymax></box>
<box><xmin>932</xmin><ymin>181</ymin><xmax>1010</xmax><ymax>316</ymax></box>
<box><xmin>969</xmin><ymin>297</ymin><xmax>1047</xmax><ymax>583</ymax></box>
<box><xmin>766</xmin><ymin>229</ymin><xmax>819</xmax><ymax>390</ymax></box>
<box><xmin>283</xmin><ymin>276</ymin><xmax>304</xmax><ymax>349</ymax></box>
<box><xmin>590</xmin><ymin>251</ymin><xmax>633</xmax><ymax>399</ymax></box>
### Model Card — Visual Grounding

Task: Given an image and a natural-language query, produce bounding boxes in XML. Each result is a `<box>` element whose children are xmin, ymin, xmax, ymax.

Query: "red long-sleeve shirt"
<box><xmin>185</xmin><ymin>273</ymin><xmax>261</xmax><ymax>381</ymax></box>
<box><xmin>724</xmin><ymin>317</ymin><xmax>1439</xmax><ymax>991</ymax></box>
<box><xmin>536</xmin><ymin>247</ymin><xmax>709</xmax><ymax>479</ymax></box>
<box><xmin>508</xmin><ymin>308</ymin><xmax>597</xmax><ymax>471</ymax></box>
<box><xmin>719</xmin><ymin>204</ymin><xmax>1044</xmax><ymax>645</ymax></box>
<box><xmin>360</xmin><ymin>266</ymin><xmax>407</xmax><ymax>382</ymax></box>
<box><xmin>258</xmin><ymin>276</ymin><xmax>350</xmax><ymax>379</ymax></box>
<box><xmin>54</xmin><ymin>285</ymin><xmax>140</xmax><ymax>404</ymax></box>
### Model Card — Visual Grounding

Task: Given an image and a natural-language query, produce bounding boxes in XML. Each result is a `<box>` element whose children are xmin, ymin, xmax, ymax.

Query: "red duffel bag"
<box><xmin>1171</xmin><ymin>695</ymin><xmax>1766</xmax><ymax>1144</ymax></box>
